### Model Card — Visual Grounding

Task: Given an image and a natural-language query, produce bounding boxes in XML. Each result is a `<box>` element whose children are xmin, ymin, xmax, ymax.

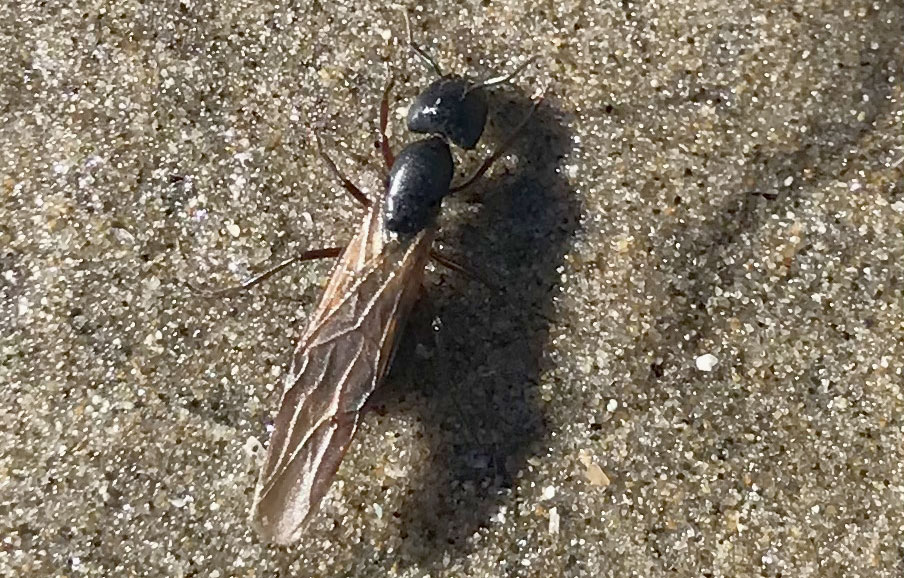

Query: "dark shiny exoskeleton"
<box><xmin>384</xmin><ymin>136</ymin><xmax>454</xmax><ymax>236</ymax></box>
<box><xmin>407</xmin><ymin>77</ymin><xmax>489</xmax><ymax>150</ymax></box>
<box><xmin>383</xmin><ymin>77</ymin><xmax>489</xmax><ymax>238</ymax></box>
<box><xmin>380</xmin><ymin>14</ymin><xmax>535</xmax><ymax>240</ymax></box>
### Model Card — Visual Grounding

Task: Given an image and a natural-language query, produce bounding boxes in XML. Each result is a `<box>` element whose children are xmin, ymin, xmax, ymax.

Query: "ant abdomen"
<box><xmin>383</xmin><ymin>136</ymin><xmax>454</xmax><ymax>236</ymax></box>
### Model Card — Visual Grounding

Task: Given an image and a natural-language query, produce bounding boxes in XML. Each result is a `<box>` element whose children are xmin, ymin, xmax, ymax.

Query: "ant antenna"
<box><xmin>403</xmin><ymin>10</ymin><xmax>443</xmax><ymax>77</ymax></box>
<box><xmin>467</xmin><ymin>56</ymin><xmax>537</xmax><ymax>93</ymax></box>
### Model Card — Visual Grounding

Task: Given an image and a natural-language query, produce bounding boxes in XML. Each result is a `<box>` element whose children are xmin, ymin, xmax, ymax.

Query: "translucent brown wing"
<box><xmin>251</xmin><ymin>201</ymin><xmax>433</xmax><ymax>545</ymax></box>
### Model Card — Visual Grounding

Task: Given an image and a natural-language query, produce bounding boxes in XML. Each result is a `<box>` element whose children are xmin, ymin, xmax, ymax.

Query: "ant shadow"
<box><xmin>369</xmin><ymin>89</ymin><xmax>578</xmax><ymax>566</ymax></box>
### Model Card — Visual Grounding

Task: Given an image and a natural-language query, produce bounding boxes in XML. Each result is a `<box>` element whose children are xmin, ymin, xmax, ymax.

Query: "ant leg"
<box><xmin>379</xmin><ymin>75</ymin><xmax>395</xmax><ymax>169</ymax></box>
<box><xmin>429</xmin><ymin>249</ymin><xmax>499</xmax><ymax>291</ymax></box>
<box><xmin>450</xmin><ymin>93</ymin><xmax>544</xmax><ymax>193</ymax></box>
<box><xmin>187</xmin><ymin>247</ymin><xmax>345</xmax><ymax>298</ymax></box>
<box><xmin>188</xmin><ymin>133</ymin><xmax>364</xmax><ymax>299</ymax></box>
<box><xmin>313</xmin><ymin>132</ymin><xmax>372</xmax><ymax>208</ymax></box>
<box><xmin>467</xmin><ymin>56</ymin><xmax>537</xmax><ymax>93</ymax></box>
<box><xmin>403</xmin><ymin>10</ymin><xmax>443</xmax><ymax>77</ymax></box>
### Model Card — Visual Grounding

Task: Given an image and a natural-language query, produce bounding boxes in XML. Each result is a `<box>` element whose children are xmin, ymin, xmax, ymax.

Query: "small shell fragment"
<box><xmin>586</xmin><ymin>463</ymin><xmax>610</xmax><ymax>487</ymax></box>
<box><xmin>548</xmin><ymin>507</ymin><xmax>560</xmax><ymax>534</ymax></box>
<box><xmin>695</xmin><ymin>353</ymin><xmax>719</xmax><ymax>372</ymax></box>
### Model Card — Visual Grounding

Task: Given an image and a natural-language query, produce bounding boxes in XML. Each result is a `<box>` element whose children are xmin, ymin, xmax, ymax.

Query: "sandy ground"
<box><xmin>2</xmin><ymin>1</ymin><xmax>903</xmax><ymax>576</ymax></box>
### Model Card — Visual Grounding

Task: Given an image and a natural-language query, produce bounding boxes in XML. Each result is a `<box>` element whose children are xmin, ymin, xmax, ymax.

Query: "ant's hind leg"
<box><xmin>429</xmin><ymin>249</ymin><xmax>499</xmax><ymax>292</ymax></box>
<box><xmin>187</xmin><ymin>247</ymin><xmax>345</xmax><ymax>298</ymax></box>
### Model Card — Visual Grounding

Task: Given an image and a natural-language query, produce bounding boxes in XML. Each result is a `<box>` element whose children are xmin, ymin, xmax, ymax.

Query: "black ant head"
<box><xmin>406</xmin><ymin>78</ymin><xmax>488</xmax><ymax>150</ymax></box>
<box><xmin>402</xmin><ymin>11</ymin><xmax>533</xmax><ymax>151</ymax></box>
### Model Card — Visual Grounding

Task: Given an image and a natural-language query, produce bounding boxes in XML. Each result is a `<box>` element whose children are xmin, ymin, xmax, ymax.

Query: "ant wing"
<box><xmin>251</xmin><ymin>204</ymin><xmax>433</xmax><ymax>545</ymax></box>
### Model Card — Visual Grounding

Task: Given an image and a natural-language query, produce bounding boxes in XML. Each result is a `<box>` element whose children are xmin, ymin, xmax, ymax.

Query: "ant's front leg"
<box><xmin>379</xmin><ymin>75</ymin><xmax>395</xmax><ymax>170</ymax></box>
